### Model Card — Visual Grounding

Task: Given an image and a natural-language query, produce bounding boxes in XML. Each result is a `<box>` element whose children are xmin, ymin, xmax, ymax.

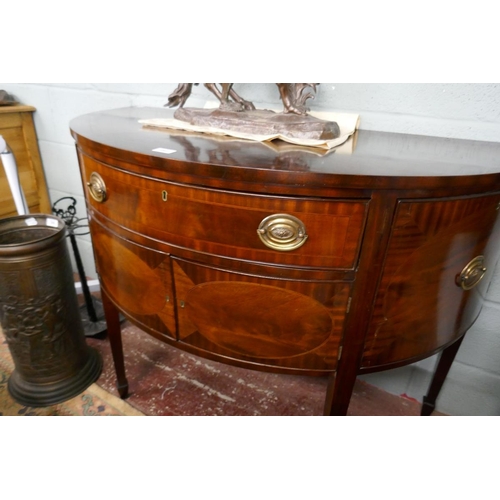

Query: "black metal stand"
<box><xmin>52</xmin><ymin>196</ymin><xmax>108</xmax><ymax>337</ymax></box>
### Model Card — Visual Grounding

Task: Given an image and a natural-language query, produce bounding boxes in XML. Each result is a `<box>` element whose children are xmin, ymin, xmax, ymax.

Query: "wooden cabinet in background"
<box><xmin>0</xmin><ymin>105</ymin><xmax>51</xmax><ymax>218</ymax></box>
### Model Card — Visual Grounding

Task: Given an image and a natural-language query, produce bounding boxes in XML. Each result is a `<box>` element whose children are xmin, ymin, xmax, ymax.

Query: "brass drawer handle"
<box><xmin>257</xmin><ymin>214</ymin><xmax>308</xmax><ymax>251</ymax></box>
<box><xmin>87</xmin><ymin>172</ymin><xmax>107</xmax><ymax>203</ymax></box>
<box><xmin>457</xmin><ymin>256</ymin><xmax>487</xmax><ymax>291</ymax></box>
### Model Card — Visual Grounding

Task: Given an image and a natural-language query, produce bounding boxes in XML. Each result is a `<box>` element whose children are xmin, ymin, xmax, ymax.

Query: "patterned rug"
<box><xmin>0</xmin><ymin>327</ymin><xmax>143</xmax><ymax>416</ymax></box>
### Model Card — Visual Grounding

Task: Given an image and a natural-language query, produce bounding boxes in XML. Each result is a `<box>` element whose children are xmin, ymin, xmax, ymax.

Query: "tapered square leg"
<box><xmin>101</xmin><ymin>289</ymin><xmax>129</xmax><ymax>399</ymax></box>
<box><xmin>421</xmin><ymin>337</ymin><xmax>464</xmax><ymax>416</ymax></box>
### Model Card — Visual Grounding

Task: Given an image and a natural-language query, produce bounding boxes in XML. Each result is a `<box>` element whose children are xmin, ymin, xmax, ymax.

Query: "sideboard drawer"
<box><xmin>80</xmin><ymin>154</ymin><xmax>369</xmax><ymax>270</ymax></box>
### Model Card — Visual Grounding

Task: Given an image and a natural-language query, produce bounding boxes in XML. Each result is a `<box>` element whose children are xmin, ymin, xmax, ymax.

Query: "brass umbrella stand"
<box><xmin>0</xmin><ymin>215</ymin><xmax>102</xmax><ymax>406</ymax></box>
<box><xmin>1</xmin><ymin>136</ymin><xmax>102</xmax><ymax>406</ymax></box>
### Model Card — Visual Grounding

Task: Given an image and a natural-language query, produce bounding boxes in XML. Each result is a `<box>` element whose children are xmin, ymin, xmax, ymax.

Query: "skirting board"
<box><xmin>75</xmin><ymin>280</ymin><xmax>100</xmax><ymax>294</ymax></box>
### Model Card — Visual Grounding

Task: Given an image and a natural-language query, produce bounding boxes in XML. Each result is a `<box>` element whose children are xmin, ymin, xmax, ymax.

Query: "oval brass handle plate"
<box><xmin>457</xmin><ymin>255</ymin><xmax>487</xmax><ymax>291</ymax></box>
<box><xmin>257</xmin><ymin>214</ymin><xmax>308</xmax><ymax>251</ymax></box>
<box><xmin>87</xmin><ymin>172</ymin><xmax>107</xmax><ymax>203</ymax></box>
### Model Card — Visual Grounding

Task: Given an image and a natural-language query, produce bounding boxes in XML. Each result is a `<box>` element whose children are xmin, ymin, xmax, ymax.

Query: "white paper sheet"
<box><xmin>140</xmin><ymin>110</ymin><xmax>359</xmax><ymax>151</ymax></box>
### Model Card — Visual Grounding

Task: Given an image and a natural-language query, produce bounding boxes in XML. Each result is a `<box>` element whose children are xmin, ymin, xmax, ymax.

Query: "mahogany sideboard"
<box><xmin>70</xmin><ymin>107</ymin><xmax>500</xmax><ymax>416</ymax></box>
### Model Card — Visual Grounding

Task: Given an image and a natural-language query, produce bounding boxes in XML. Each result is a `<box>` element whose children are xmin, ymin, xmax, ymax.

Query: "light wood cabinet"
<box><xmin>0</xmin><ymin>105</ymin><xmax>51</xmax><ymax>218</ymax></box>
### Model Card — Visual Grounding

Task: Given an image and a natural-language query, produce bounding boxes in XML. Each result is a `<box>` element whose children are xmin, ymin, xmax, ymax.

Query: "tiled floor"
<box><xmin>86</xmin><ymin>321</ymin><xmax>437</xmax><ymax>416</ymax></box>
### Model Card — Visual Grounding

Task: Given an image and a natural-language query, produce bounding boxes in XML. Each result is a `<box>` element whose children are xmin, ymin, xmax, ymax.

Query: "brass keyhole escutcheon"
<box><xmin>87</xmin><ymin>172</ymin><xmax>107</xmax><ymax>203</ymax></box>
<box><xmin>162</xmin><ymin>190</ymin><xmax>168</xmax><ymax>202</ymax></box>
<box><xmin>257</xmin><ymin>214</ymin><xmax>308</xmax><ymax>251</ymax></box>
<box><xmin>457</xmin><ymin>256</ymin><xmax>487</xmax><ymax>291</ymax></box>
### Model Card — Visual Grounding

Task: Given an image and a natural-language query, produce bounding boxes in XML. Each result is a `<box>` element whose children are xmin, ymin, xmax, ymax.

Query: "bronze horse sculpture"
<box><xmin>166</xmin><ymin>83</ymin><xmax>319</xmax><ymax>115</ymax></box>
<box><xmin>165</xmin><ymin>83</ymin><xmax>340</xmax><ymax>141</ymax></box>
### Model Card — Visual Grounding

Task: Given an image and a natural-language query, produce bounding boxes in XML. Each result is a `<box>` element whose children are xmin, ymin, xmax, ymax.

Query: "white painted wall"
<box><xmin>2</xmin><ymin>83</ymin><xmax>500</xmax><ymax>415</ymax></box>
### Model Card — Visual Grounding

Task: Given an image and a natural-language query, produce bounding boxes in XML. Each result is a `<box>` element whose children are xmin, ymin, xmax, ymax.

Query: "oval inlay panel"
<box><xmin>186</xmin><ymin>282</ymin><xmax>333</xmax><ymax>359</ymax></box>
<box><xmin>94</xmin><ymin>232</ymin><xmax>167</xmax><ymax>316</ymax></box>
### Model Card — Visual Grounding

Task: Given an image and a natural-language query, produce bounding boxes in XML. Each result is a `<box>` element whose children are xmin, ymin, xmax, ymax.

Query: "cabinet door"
<box><xmin>90</xmin><ymin>221</ymin><xmax>176</xmax><ymax>340</ymax></box>
<box><xmin>172</xmin><ymin>257</ymin><xmax>350</xmax><ymax>374</ymax></box>
<box><xmin>362</xmin><ymin>193</ymin><xmax>500</xmax><ymax>369</ymax></box>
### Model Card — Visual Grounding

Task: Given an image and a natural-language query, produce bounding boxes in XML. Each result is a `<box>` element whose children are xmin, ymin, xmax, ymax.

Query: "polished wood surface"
<box><xmin>71</xmin><ymin>107</ymin><xmax>500</xmax><ymax>415</ymax></box>
<box><xmin>362</xmin><ymin>194</ymin><xmax>500</xmax><ymax>370</ymax></box>
<box><xmin>80</xmin><ymin>153</ymin><xmax>368</xmax><ymax>270</ymax></box>
<box><xmin>0</xmin><ymin>105</ymin><xmax>51</xmax><ymax>217</ymax></box>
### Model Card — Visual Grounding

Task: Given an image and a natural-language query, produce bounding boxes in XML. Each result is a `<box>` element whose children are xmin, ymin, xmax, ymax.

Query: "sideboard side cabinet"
<box><xmin>70</xmin><ymin>107</ymin><xmax>500</xmax><ymax>415</ymax></box>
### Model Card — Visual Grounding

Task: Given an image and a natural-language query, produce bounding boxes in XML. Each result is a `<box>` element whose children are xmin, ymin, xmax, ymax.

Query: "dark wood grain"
<box><xmin>79</xmin><ymin>152</ymin><xmax>369</xmax><ymax>270</ymax></box>
<box><xmin>71</xmin><ymin>107</ymin><xmax>500</xmax><ymax>415</ymax></box>
<box><xmin>362</xmin><ymin>194</ymin><xmax>500</xmax><ymax>369</ymax></box>
<box><xmin>172</xmin><ymin>256</ymin><xmax>349</xmax><ymax>372</ymax></box>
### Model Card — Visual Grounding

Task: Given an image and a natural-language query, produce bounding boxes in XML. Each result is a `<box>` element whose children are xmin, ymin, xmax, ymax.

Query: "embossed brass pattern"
<box><xmin>457</xmin><ymin>256</ymin><xmax>487</xmax><ymax>291</ymax></box>
<box><xmin>87</xmin><ymin>172</ymin><xmax>107</xmax><ymax>203</ymax></box>
<box><xmin>0</xmin><ymin>215</ymin><xmax>102</xmax><ymax>407</ymax></box>
<box><xmin>257</xmin><ymin>214</ymin><xmax>308</xmax><ymax>251</ymax></box>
